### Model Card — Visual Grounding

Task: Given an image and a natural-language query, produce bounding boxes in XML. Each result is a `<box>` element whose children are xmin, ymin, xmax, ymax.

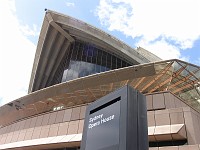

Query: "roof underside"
<box><xmin>29</xmin><ymin>10</ymin><xmax>161</xmax><ymax>93</ymax></box>
<box><xmin>0</xmin><ymin>59</ymin><xmax>199</xmax><ymax>127</ymax></box>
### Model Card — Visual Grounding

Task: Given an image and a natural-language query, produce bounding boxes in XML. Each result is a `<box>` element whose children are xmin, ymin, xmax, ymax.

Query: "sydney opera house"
<box><xmin>0</xmin><ymin>10</ymin><xmax>200</xmax><ymax>150</ymax></box>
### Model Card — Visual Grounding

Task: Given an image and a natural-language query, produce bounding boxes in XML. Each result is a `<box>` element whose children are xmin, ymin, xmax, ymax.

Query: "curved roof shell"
<box><xmin>28</xmin><ymin>10</ymin><xmax>161</xmax><ymax>93</ymax></box>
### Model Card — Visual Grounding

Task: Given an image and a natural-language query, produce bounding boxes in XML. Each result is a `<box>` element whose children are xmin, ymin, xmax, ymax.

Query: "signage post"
<box><xmin>80</xmin><ymin>85</ymin><xmax>148</xmax><ymax>150</ymax></box>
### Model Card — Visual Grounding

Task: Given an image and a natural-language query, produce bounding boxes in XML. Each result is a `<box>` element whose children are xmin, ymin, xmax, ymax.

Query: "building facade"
<box><xmin>0</xmin><ymin>10</ymin><xmax>200</xmax><ymax>150</ymax></box>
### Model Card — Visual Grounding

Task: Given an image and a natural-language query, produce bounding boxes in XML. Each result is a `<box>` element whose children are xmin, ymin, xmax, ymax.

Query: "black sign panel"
<box><xmin>86</xmin><ymin>98</ymin><xmax>120</xmax><ymax>150</ymax></box>
<box><xmin>80</xmin><ymin>85</ymin><xmax>148</xmax><ymax>150</ymax></box>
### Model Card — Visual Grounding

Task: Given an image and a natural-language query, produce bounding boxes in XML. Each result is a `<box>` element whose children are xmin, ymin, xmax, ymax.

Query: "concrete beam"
<box><xmin>47</xmin><ymin>40</ymin><xmax>71</xmax><ymax>86</ymax></box>
<box><xmin>33</xmin><ymin>27</ymin><xmax>58</xmax><ymax>91</ymax></box>
<box><xmin>40</xmin><ymin>34</ymin><xmax>66</xmax><ymax>89</ymax></box>
<box><xmin>46</xmin><ymin>12</ymin><xmax>74</xmax><ymax>43</ymax></box>
<box><xmin>28</xmin><ymin>17</ymin><xmax>50</xmax><ymax>93</ymax></box>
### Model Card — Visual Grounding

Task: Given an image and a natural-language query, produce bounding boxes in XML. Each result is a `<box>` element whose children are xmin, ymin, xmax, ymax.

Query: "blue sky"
<box><xmin>0</xmin><ymin>0</ymin><xmax>200</xmax><ymax>105</ymax></box>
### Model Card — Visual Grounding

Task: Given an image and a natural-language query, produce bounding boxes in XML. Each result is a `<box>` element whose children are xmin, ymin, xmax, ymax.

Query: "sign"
<box><xmin>80</xmin><ymin>85</ymin><xmax>148</xmax><ymax>150</ymax></box>
<box><xmin>86</xmin><ymin>98</ymin><xmax>120</xmax><ymax>150</ymax></box>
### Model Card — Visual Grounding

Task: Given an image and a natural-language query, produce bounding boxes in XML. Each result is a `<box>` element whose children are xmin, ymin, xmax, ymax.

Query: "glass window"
<box><xmin>96</xmin><ymin>64</ymin><xmax>101</xmax><ymax>73</ymax></box>
<box><xmin>117</xmin><ymin>58</ymin><xmax>122</xmax><ymax>68</ymax></box>
<box><xmin>58</xmin><ymin>40</ymin><xmax>132</xmax><ymax>83</ymax></box>
<box><xmin>79</xmin><ymin>61</ymin><xmax>86</xmax><ymax>77</ymax></box>
<box><xmin>102</xmin><ymin>51</ymin><xmax>107</xmax><ymax>67</ymax></box>
<box><xmin>107</xmin><ymin>53</ymin><xmax>111</xmax><ymax>68</ymax></box>
<box><xmin>87</xmin><ymin>44</ymin><xmax>94</xmax><ymax>57</ymax></box>
<box><xmin>77</xmin><ymin>44</ymin><xmax>82</xmax><ymax>61</ymax></box>
<box><xmin>87</xmin><ymin>56</ymin><xmax>92</xmax><ymax>63</ymax></box>
<box><xmin>112</xmin><ymin>56</ymin><xmax>117</xmax><ymax>69</ymax></box>
<box><xmin>122</xmin><ymin>61</ymin><xmax>127</xmax><ymax>67</ymax></box>
<box><xmin>96</xmin><ymin>49</ymin><xmax>102</xmax><ymax>66</ymax></box>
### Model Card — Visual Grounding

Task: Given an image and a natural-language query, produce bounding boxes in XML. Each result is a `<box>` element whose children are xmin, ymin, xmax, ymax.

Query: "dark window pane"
<box><xmin>90</xmin><ymin>64</ymin><xmax>96</xmax><ymax>75</ymax></box>
<box><xmin>87</xmin><ymin>44</ymin><xmax>94</xmax><ymax>57</ymax></box>
<box><xmin>92</xmin><ymin>57</ymin><xmax>96</xmax><ymax>64</ymax></box>
<box><xmin>117</xmin><ymin>58</ymin><xmax>122</xmax><ymax>68</ymax></box>
<box><xmin>107</xmin><ymin>54</ymin><xmax>111</xmax><ymax>68</ymax></box>
<box><xmin>71</xmin><ymin>47</ymin><xmax>78</xmax><ymax>60</ymax></box>
<box><xmin>127</xmin><ymin>62</ymin><xmax>131</xmax><ymax>67</ymax></box>
<box><xmin>102</xmin><ymin>51</ymin><xmax>107</xmax><ymax>67</ymax></box>
<box><xmin>87</xmin><ymin>57</ymin><xmax>92</xmax><ymax>63</ymax></box>
<box><xmin>122</xmin><ymin>61</ymin><xmax>127</xmax><ymax>67</ymax></box>
<box><xmin>77</xmin><ymin>45</ymin><xmax>82</xmax><ymax>61</ymax></box>
<box><xmin>112</xmin><ymin>56</ymin><xmax>117</xmax><ymax>69</ymax></box>
<box><xmin>83</xmin><ymin>44</ymin><xmax>88</xmax><ymax>57</ymax></box>
<box><xmin>101</xmin><ymin>66</ymin><xmax>106</xmax><ymax>72</ymax></box>
<box><xmin>93</xmin><ymin>48</ymin><xmax>97</xmax><ymax>57</ymax></box>
<box><xmin>96</xmin><ymin>49</ymin><xmax>102</xmax><ymax>66</ymax></box>
<box><xmin>79</xmin><ymin>62</ymin><xmax>86</xmax><ymax>77</ymax></box>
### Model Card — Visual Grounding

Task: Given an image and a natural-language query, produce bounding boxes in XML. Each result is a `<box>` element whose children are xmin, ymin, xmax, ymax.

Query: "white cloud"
<box><xmin>96</xmin><ymin>0</ymin><xmax>200</xmax><ymax>60</ymax></box>
<box><xmin>137</xmin><ymin>38</ymin><xmax>181</xmax><ymax>60</ymax></box>
<box><xmin>65</xmin><ymin>2</ymin><xmax>75</xmax><ymax>7</ymax></box>
<box><xmin>0</xmin><ymin>0</ymin><xmax>36</xmax><ymax>106</ymax></box>
<box><xmin>20</xmin><ymin>24</ymin><xmax>39</xmax><ymax>37</ymax></box>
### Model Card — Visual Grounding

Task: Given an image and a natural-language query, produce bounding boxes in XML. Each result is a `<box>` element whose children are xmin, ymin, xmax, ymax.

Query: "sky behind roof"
<box><xmin>0</xmin><ymin>0</ymin><xmax>200</xmax><ymax>105</ymax></box>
